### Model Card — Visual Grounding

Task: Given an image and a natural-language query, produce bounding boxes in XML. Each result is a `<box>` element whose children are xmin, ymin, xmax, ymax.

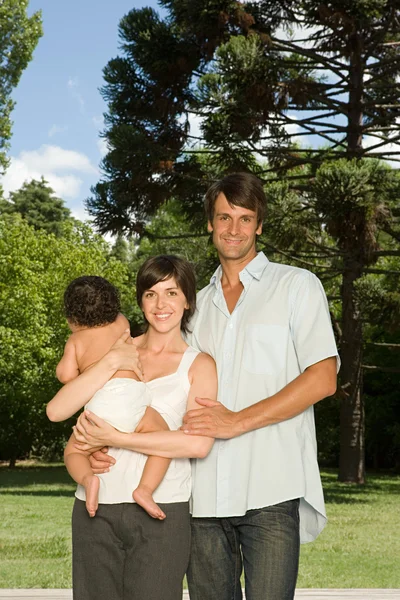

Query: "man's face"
<box><xmin>208</xmin><ymin>193</ymin><xmax>262</xmax><ymax>262</ymax></box>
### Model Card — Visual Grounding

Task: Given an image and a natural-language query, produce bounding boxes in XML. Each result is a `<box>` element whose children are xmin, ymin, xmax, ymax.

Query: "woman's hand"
<box><xmin>73</xmin><ymin>411</ymin><xmax>119</xmax><ymax>451</ymax></box>
<box><xmin>107</xmin><ymin>330</ymin><xmax>144</xmax><ymax>381</ymax></box>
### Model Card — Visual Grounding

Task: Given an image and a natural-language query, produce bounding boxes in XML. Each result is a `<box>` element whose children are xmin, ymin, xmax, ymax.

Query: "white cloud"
<box><xmin>48</xmin><ymin>124</ymin><xmax>68</xmax><ymax>138</ymax></box>
<box><xmin>284</xmin><ymin>113</ymin><xmax>302</xmax><ymax>139</ymax></box>
<box><xmin>187</xmin><ymin>113</ymin><xmax>204</xmax><ymax>140</ymax></box>
<box><xmin>364</xmin><ymin>119</ymin><xmax>400</xmax><ymax>167</ymax></box>
<box><xmin>19</xmin><ymin>144</ymin><xmax>97</xmax><ymax>174</ymax></box>
<box><xmin>71</xmin><ymin>205</ymin><xmax>91</xmax><ymax>222</ymax></box>
<box><xmin>92</xmin><ymin>116</ymin><xmax>109</xmax><ymax>158</ymax></box>
<box><xmin>97</xmin><ymin>138</ymin><xmax>108</xmax><ymax>157</ymax></box>
<box><xmin>68</xmin><ymin>77</ymin><xmax>85</xmax><ymax>112</ymax></box>
<box><xmin>92</xmin><ymin>115</ymin><xmax>104</xmax><ymax>129</ymax></box>
<box><xmin>1</xmin><ymin>145</ymin><xmax>98</xmax><ymax>200</ymax></box>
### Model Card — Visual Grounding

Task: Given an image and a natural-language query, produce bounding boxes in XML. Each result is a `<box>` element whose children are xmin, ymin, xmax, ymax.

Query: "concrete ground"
<box><xmin>0</xmin><ymin>590</ymin><xmax>399</xmax><ymax>599</ymax></box>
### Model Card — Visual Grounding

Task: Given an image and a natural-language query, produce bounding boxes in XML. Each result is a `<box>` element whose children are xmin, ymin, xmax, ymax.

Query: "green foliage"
<box><xmin>133</xmin><ymin>199</ymin><xmax>217</xmax><ymax>290</ymax></box>
<box><xmin>110</xmin><ymin>233</ymin><xmax>130</xmax><ymax>263</ymax></box>
<box><xmin>0</xmin><ymin>178</ymin><xmax>74</xmax><ymax>236</ymax></box>
<box><xmin>314</xmin><ymin>159</ymin><xmax>398</xmax><ymax>219</ymax></box>
<box><xmin>0</xmin><ymin>0</ymin><xmax>43</xmax><ymax>171</ymax></box>
<box><xmin>314</xmin><ymin>159</ymin><xmax>398</xmax><ymax>263</ymax></box>
<box><xmin>0</xmin><ymin>216</ymin><xmax>133</xmax><ymax>464</ymax></box>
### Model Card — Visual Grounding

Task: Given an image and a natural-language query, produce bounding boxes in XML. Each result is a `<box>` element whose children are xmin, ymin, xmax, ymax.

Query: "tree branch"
<box><xmin>363</xmin><ymin>365</ymin><xmax>400</xmax><ymax>373</ymax></box>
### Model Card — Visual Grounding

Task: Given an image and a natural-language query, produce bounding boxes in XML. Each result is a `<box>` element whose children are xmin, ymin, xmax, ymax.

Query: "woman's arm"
<box><xmin>46</xmin><ymin>330</ymin><xmax>143</xmax><ymax>422</ymax></box>
<box><xmin>73</xmin><ymin>352</ymin><xmax>217</xmax><ymax>459</ymax></box>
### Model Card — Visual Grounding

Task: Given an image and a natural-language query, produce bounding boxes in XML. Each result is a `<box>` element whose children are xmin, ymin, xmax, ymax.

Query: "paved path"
<box><xmin>0</xmin><ymin>590</ymin><xmax>399</xmax><ymax>599</ymax></box>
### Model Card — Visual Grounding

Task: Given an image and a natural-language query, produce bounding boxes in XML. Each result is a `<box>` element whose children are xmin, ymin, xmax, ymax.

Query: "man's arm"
<box><xmin>55</xmin><ymin>337</ymin><xmax>79</xmax><ymax>384</ymax></box>
<box><xmin>73</xmin><ymin>352</ymin><xmax>217</xmax><ymax>459</ymax></box>
<box><xmin>183</xmin><ymin>271</ymin><xmax>339</xmax><ymax>439</ymax></box>
<box><xmin>182</xmin><ymin>356</ymin><xmax>337</xmax><ymax>439</ymax></box>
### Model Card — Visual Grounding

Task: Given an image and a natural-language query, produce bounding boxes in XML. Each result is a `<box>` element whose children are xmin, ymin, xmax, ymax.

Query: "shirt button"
<box><xmin>229</xmin><ymin>323</ymin><xmax>233</xmax><ymax>329</ymax></box>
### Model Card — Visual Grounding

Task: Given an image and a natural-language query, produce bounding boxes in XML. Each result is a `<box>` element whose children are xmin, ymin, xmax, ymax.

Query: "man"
<box><xmin>182</xmin><ymin>172</ymin><xmax>339</xmax><ymax>600</ymax></box>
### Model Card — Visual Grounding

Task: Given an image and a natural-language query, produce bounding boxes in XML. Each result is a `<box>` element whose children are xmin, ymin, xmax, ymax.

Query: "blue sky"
<box><xmin>2</xmin><ymin>0</ymin><xmax>160</xmax><ymax>221</ymax></box>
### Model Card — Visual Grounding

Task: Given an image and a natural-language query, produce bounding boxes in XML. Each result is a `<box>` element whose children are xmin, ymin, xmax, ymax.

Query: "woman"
<box><xmin>49</xmin><ymin>255</ymin><xmax>217</xmax><ymax>600</ymax></box>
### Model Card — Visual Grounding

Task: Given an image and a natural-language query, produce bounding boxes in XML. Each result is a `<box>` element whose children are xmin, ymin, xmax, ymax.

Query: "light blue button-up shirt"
<box><xmin>188</xmin><ymin>252</ymin><xmax>339</xmax><ymax>543</ymax></box>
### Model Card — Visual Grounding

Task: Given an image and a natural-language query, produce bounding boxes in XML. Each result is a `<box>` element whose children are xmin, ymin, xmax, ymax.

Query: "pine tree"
<box><xmin>87</xmin><ymin>0</ymin><xmax>400</xmax><ymax>482</ymax></box>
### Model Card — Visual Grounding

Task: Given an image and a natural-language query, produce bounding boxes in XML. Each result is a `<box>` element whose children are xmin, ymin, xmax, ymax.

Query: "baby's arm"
<box><xmin>49</xmin><ymin>337</ymin><xmax>87</xmax><ymax>421</ymax></box>
<box><xmin>47</xmin><ymin>330</ymin><xmax>141</xmax><ymax>423</ymax></box>
<box><xmin>56</xmin><ymin>337</ymin><xmax>79</xmax><ymax>384</ymax></box>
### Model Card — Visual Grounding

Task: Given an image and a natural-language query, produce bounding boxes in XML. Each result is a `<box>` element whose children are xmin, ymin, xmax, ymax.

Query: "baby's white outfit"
<box><xmin>76</xmin><ymin>346</ymin><xmax>200</xmax><ymax>505</ymax></box>
<box><xmin>85</xmin><ymin>378</ymin><xmax>151</xmax><ymax>433</ymax></box>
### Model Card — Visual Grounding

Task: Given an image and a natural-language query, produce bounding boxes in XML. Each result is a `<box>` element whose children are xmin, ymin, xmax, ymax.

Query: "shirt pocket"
<box><xmin>242</xmin><ymin>324</ymin><xmax>287</xmax><ymax>375</ymax></box>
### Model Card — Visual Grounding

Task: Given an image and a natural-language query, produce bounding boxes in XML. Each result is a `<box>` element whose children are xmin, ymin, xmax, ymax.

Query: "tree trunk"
<box><xmin>8</xmin><ymin>457</ymin><xmax>16</xmax><ymax>468</ymax></box>
<box><xmin>338</xmin><ymin>264</ymin><xmax>365</xmax><ymax>483</ymax></box>
<box><xmin>338</xmin><ymin>38</ymin><xmax>366</xmax><ymax>483</ymax></box>
<box><xmin>347</xmin><ymin>36</ymin><xmax>364</xmax><ymax>157</ymax></box>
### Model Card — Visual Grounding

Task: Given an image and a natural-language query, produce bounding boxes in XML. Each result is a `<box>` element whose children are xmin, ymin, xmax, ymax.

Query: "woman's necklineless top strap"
<box><xmin>176</xmin><ymin>346</ymin><xmax>201</xmax><ymax>376</ymax></box>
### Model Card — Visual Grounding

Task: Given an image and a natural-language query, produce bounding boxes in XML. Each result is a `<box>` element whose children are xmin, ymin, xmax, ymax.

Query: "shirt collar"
<box><xmin>210</xmin><ymin>252</ymin><xmax>269</xmax><ymax>287</ymax></box>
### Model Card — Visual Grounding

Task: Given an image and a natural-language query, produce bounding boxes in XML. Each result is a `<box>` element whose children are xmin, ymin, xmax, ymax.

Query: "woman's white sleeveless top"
<box><xmin>75</xmin><ymin>346</ymin><xmax>200</xmax><ymax>505</ymax></box>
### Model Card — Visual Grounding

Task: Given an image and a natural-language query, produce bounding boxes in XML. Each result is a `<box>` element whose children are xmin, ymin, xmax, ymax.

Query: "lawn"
<box><xmin>0</xmin><ymin>462</ymin><xmax>399</xmax><ymax>588</ymax></box>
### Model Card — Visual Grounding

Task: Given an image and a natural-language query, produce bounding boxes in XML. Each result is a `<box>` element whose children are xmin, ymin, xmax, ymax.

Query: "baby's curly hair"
<box><xmin>64</xmin><ymin>276</ymin><xmax>120</xmax><ymax>327</ymax></box>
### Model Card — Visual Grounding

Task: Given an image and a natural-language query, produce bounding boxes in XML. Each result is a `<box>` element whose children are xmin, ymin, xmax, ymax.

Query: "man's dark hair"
<box><xmin>64</xmin><ymin>276</ymin><xmax>120</xmax><ymax>327</ymax></box>
<box><xmin>204</xmin><ymin>172</ymin><xmax>267</xmax><ymax>225</ymax></box>
<box><xmin>136</xmin><ymin>255</ymin><xmax>196</xmax><ymax>334</ymax></box>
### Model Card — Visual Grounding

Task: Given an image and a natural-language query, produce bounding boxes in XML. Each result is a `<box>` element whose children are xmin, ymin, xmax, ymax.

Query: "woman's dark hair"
<box><xmin>64</xmin><ymin>276</ymin><xmax>120</xmax><ymax>327</ymax></box>
<box><xmin>204</xmin><ymin>172</ymin><xmax>267</xmax><ymax>225</ymax></box>
<box><xmin>136</xmin><ymin>255</ymin><xmax>196</xmax><ymax>334</ymax></box>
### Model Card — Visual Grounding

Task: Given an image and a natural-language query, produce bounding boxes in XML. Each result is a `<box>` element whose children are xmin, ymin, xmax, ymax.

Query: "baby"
<box><xmin>50</xmin><ymin>275</ymin><xmax>170</xmax><ymax>519</ymax></box>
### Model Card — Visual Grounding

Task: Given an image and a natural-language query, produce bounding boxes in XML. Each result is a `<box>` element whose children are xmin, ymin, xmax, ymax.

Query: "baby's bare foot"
<box><xmin>133</xmin><ymin>487</ymin><xmax>166</xmax><ymax>520</ymax></box>
<box><xmin>83</xmin><ymin>474</ymin><xmax>100</xmax><ymax>517</ymax></box>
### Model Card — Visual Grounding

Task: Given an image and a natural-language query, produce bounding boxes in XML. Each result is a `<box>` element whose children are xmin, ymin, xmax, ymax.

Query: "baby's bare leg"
<box><xmin>133</xmin><ymin>407</ymin><xmax>171</xmax><ymax>520</ymax></box>
<box><xmin>64</xmin><ymin>435</ymin><xmax>99</xmax><ymax>518</ymax></box>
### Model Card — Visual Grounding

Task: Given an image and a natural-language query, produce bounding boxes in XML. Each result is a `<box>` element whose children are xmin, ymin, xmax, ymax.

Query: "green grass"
<box><xmin>0</xmin><ymin>462</ymin><xmax>399</xmax><ymax>588</ymax></box>
<box><xmin>0</xmin><ymin>461</ymin><xmax>74</xmax><ymax>588</ymax></box>
<box><xmin>298</xmin><ymin>470</ymin><xmax>400</xmax><ymax>588</ymax></box>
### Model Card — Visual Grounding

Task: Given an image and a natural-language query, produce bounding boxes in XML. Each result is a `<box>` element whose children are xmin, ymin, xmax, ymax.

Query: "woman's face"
<box><xmin>141</xmin><ymin>276</ymin><xmax>188</xmax><ymax>334</ymax></box>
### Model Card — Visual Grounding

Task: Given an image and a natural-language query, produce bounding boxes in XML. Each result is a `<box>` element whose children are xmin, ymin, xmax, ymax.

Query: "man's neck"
<box><xmin>219</xmin><ymin>250</ymin><xmax>258</xmax><ymax>289</ymax></box>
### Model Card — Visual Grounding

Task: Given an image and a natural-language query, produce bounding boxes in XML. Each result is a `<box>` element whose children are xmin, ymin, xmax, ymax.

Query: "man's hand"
<box><xmin>88</xmin><ymin>448</ymin><xmax>116</xmax><ymax>474</ymax></box>
<box><xmin>182</xmin><ymin>397</ymin><xmax>241</xmax><ymax>439</ymax></box>
<box><xmin>73</xmin><ymin>411</ymin><xmax>118</xmax><ymax>451</ymax></box>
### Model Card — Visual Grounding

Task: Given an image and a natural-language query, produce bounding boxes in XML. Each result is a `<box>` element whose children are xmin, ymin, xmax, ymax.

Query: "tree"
<box><xmin>310</xmin><ymin>158</ymin><xmax>400</xmax><ymax>481</ymax></box>
<box><xmin>0</xmin><ymin>215</ymin><xmax>133</xmax><ymax>466</ymax></box>
<box><xmin>0</xmin><ymin>178</ymin><xmax>73</xmax><ymax>236</ymax></box>
<box><xmin>87</xmin><ymin>0</ymin><xmax>400</xmax><ymax>232</ymax></box>
<box><xmin>110</xmin><ymin>233</ymin><xmax>130</xmax><ymax>263</ymax></box>
<box><xmin>132</xmin><ymin>199</ymin><xmax>216</xmax><ymax>288</ymax></box>
<box><xmin>87</xmin><ymin>0</ymin><xmax>400</xmax><ymax>482</ymax></box>
<box><xmin>0</xmin><ymin>0</ymin><xmax>43</xmax><ymax>171</ymax></box>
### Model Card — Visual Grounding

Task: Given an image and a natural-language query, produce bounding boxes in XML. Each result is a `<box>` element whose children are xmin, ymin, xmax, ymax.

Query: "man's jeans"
<box><xmin>187</xmin><ymin>499</ymin><xmax>300</xmax><ymax>600</ymax></box>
